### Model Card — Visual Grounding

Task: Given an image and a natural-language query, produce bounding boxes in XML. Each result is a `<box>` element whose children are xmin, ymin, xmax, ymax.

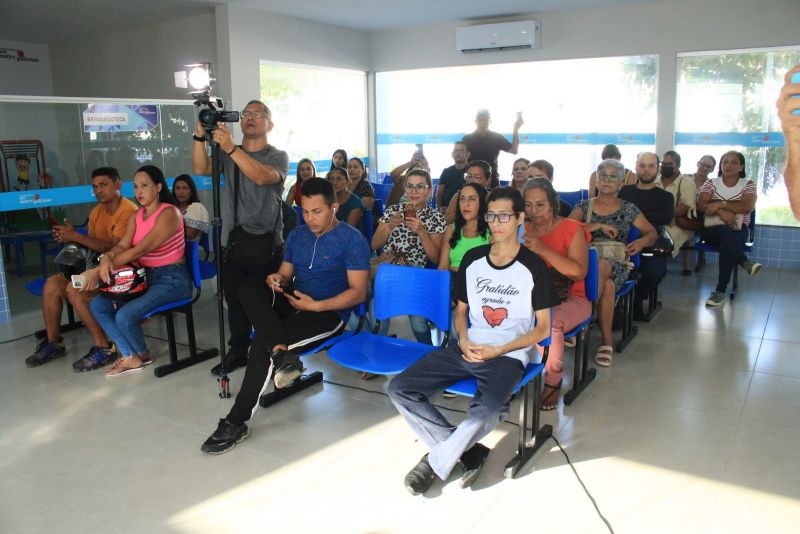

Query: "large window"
<box><xmin>259</xmin><ymin>61</ymin><xmax>368</xmax><ymax>192</ymax></box>
<box><xmin>675</xmin><ymin>47</ymin><xmax>800</xmax><ymax>227</ymax></box>
<box><xmin>376</xmin><ymin>55</ymin><xmax>658</xmax><ymax>191</ymax></box>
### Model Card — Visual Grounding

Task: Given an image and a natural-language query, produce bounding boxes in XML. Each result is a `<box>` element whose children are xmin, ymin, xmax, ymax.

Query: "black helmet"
<box><xmin>98</xmin><ymin>263</ymin><xmax>148</xmax><ymax>302</ymax></box>
<box><xmin>54</xmin><ymin>242</ymin><xmax>99</xmax><ymax>277</ymax></box>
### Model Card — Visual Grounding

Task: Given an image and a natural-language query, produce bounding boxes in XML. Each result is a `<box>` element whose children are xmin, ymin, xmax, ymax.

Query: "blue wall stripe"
<box><xmin>376</xmin><ymin>133</ymin><xmax>656</xmax><ymax>145</ymax></box>
<box><xmin>0</xmin><ymin>157</ymin><xmax>371</xmax><ymax>212</ymax></box>
<box><xmin>674</xmin><ymin>132</ymin><xmax>786</xmax><ymax>147</ymax></box>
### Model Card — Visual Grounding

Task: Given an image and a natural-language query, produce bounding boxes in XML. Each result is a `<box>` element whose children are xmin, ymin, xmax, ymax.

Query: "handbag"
<box><xmin>673</xmin><ymin>175</ymin><xmax>704</xmax><ymax>231</ymax></box>
<box><xmin>226</xmin><ymin>164</ymin><xmax>281</xmax><ymax>265</ymax></box>
<box><xmin>585</xmin><ymin>199</ymin><xmax>629</xmax><ymax>266</ymax></box>
<box><xmin>369</xmin><ymin>247</ymin><xmax>409</xmax><ymax>284</ymax></box>
<box><xmin>643</xmin><ymin>226</ymin><xmax>674</xmax><ymax>257</ymax></box>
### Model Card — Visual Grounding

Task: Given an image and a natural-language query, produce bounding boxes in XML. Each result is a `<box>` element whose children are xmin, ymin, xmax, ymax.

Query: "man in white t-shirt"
<box><xmin>388</xmin><ymin>187</ymin><xmax>557</xmax><ymax>495</ymax></box>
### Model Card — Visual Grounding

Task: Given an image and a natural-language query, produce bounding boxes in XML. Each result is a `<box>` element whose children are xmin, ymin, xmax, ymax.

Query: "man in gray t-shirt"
<box><xmin>193</xmin><ymin>99</ymin><xmax>289</xmax><ymax>375</ymax></box>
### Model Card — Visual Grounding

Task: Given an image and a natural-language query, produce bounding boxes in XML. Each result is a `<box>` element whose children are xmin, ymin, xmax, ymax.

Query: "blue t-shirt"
<box><xmin>283</xmin><ymin>222</ymin><xmax>371</xmax><ymax>321</ymax></box>
<box><xmin>336</xmin><ymin>193</ymin><xmax>366</xmax><ymax>234</ymax></box>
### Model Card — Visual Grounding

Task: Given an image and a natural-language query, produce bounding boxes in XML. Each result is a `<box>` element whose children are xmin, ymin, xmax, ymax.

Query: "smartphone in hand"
<box><xmin>280</xmin><ymin>284</ymin><xmax>299</xmax><ymax>299</ymax></box>
<box><xmin>415</xmin><ymin>143</ymin><xmax>424</xmax><ymax>158</ymax></box>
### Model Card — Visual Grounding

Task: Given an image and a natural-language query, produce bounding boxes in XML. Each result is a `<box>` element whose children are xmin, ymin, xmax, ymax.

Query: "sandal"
<box><xmin>358</xmin><ymin>371</ymin><xmax>378</xmax><ymax>380</ymax></box>
<box><xmin>540</xmin><ymin>381</ymin><xmax>562</xmax><ymax>411</ymax></box>
<box><xmin>595</xmin><ymin>345</ymin><xmax>613</xmax><ymax>367</ymax></box>
<box><xmin>105</xmin><ymin>356</ymin><xmax>145</xmax><ymax>377</ymax></box>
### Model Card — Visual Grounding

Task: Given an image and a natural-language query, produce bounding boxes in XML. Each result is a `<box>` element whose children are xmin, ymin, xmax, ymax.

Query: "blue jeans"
<box><xmin>388</xmin><ymin>341</ymin><xmax>524</xmax><ymax>479</ymax></box>
<box><xmin>90</xmin><ymin>264</ymin><xmax>193</xmax><ymax>358</ymax></box>
<box><xmin>368</xmin><ymin>295</ymin><xmax>433</xmax><ymax>344</ymax></box>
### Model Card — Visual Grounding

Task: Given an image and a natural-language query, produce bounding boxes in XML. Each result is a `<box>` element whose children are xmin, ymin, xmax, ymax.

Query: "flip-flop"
<box><xmin>105</xmin><ymin>358</ymin><xmax>145</xmax><ymax>377</ymax></box>
<box><xmin>595</xmin><ymin>345</ymin><xmax>613</xmax><ymax>367</ymax></box>
<box><xmin>540</xmin><ymin>381</ymin><xmax>562</xmax><ymax>411</ymax></box>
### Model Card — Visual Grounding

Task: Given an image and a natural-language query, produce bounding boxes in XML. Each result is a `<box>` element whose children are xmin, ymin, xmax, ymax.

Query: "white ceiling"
<box><xmin>0</xmin><ymin>0</ymin><xmax>657</xmax><ymax>44</ymax></box>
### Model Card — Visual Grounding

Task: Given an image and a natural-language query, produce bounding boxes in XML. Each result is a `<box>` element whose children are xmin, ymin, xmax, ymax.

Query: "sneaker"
<box><xmin>742</xmin><ymin>260</ymin><xmax>762</xmax><ymax>277</ymax></box>
<box><xmin>25</xmin><ymin>339</ymin><xmax>66</xmax><ymax>367</ymax></box>
<box><xmin>272</xmin><ymin>349</ymin><xmax>304</xmax><ymax>389</ymax></box>
<box><xmin>210</xmin><ymin>351</ymin><xmax>248</xmax><ymax>377</ymax></box>
<box><xmin>705</xmin><ymin>291</ymin><xmax>726</xmax><ymax>307</ymax></box>
<box><xmin>404</xmin><ymin>454</ymin><xmax>436</xmax><ymax>495</ymax></box>
<box><xmin>459</xmin><ymin>443</ymin><xmax>490</xmax><ymax>489</ymax></box>
<box><xmin>201</xmin><ymin>418</ymin><xmax>251</xmax><ymax>455</ymax></box>
<box><xmin>72</xmin><ymin>345</ymin><xmax>117</xmax><ymax>372</ymax></box>
<box><xmin>564</xmin><ymin>337</ymin><xmax>576</xmax><ymax>348</ymax></box>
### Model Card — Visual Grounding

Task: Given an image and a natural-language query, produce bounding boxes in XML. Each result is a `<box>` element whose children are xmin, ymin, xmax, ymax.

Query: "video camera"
<box><xmin>175</xmin><ymin>63</ymin><xmax>239</xmax><ymax>133</ymax></box>
<box><xmin>193</xmin><ymin>91</ymin><xmax>239</xmax><ymax>132</ymax></box>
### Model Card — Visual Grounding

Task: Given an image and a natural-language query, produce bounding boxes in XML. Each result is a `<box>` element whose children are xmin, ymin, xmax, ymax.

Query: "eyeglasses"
<box><xmin>404</xmin><ymin>183</ymin><xmax>430</xmax><ymax>192</ymax></box>
<box><xmin>698</xmin><ymin>162</ymin><xmax>714</xmax><ymax>170</ymax></box>
<box><xmin>597</xmin><ymin>173</ymin><xmax>621</xmax><ymax>182</ymax></box>
<box><xmin>241</xmin><ymin>110</ymin><xmax>268</xmax><ymax>119</ymax></box>
<box><xmin>465</xmin><ymin>173</ymin><xmax>486</xmax><ymax>181</ymax></box>
<box><xmin>484</xmin><ymin>212</ymin><xmax>516</xmax><ymax>223</ymax></box>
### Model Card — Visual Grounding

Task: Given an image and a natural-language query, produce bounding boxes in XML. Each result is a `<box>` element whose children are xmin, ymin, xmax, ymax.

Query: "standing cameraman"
<box><xmin>193</xmin><ymin>99</ymin><xmax>289</xmax><ymax>375</ymax></box>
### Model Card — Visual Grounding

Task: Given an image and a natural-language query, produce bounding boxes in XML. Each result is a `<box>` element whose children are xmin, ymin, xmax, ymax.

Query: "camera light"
<box><xmin>188</xmin><ymin>66</ymin><xmax>212</xmax><ymax>90</ymax></box>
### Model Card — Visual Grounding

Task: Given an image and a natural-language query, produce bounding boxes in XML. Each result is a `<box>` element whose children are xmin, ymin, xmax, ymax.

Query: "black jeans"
<box><xmin>226</xmin><ymin>276</ymin><xmax>344</xmax><ymax>424</ymax></box>
<box><xmin>699</xmin><ymin>225</ymin><xmax>748</xmax><ymax>293</ymax></box>
<box><xmin>636</xmin><ymin>255</ymin><xmax>667</xmax><ymax>302</ymax></box>
<box><xmin>220</xmin><ymin>249</ymin><xmax>281</xmax><ymax>359</ymax></box>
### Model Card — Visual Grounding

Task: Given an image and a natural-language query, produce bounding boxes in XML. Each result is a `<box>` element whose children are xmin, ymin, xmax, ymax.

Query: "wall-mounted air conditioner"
<box><xmin>456</xmin><ymin>20</ymin><xmax>540</xmax><ymax>53</ymax></box>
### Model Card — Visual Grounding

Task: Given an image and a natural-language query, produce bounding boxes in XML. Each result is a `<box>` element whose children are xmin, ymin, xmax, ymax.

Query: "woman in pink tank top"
<box><xmin>82</xmin><ymin>165</ymin><xmax>193</xmax><ymax>377</ymax></box>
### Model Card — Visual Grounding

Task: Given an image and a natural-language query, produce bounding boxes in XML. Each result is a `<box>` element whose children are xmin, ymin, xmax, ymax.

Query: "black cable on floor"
<box><xmin>320</xmin><ymin>377</ymin><xmax>615</xmax><ymax>534</ymax></box>
<box><xmin>0</xmin><ymin>332</ymin><xmax>36</xmax><ymax>345</ymax></box>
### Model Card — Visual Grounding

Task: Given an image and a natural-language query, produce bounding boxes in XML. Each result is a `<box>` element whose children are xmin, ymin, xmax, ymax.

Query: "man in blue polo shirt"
<box><xmin>201</xmin><ymin>177</ymin><xmax>371</xmax><ymax>454</ymax></box>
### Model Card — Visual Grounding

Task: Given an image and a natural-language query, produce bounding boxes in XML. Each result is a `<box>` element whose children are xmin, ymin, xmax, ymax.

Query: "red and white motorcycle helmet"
<box><xmin>99</xmin><ymin>263</ymin><xmax>148</xmax><ymax>302</ymax></box>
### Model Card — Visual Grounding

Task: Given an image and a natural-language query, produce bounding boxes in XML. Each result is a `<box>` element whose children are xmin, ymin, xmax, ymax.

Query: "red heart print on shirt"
<box><xmin>482</xmin><ymin>306</ymin><xmax>508</xmax><ymax>328</ymax></box>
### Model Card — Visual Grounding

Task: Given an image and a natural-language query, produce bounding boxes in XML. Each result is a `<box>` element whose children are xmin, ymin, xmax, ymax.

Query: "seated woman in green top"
<box><xmin>438</xmin><ymin>182</ymin><xmax>491</xmax><ymax>272</ymax></box>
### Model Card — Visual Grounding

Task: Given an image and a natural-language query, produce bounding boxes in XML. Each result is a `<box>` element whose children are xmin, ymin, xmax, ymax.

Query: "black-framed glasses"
<box><xmin>404</xmin><ymin>183</ymin><xmax>430</xmax><ymax>192</ymax></box>
<box><xmin>241</xmin><ymin>110</ymin><xmax>267</xmax><ymax>119</ymax></box>
<box><xmin>484</xmin><ymin>212</ymin><xmax>516</xmax><ymax>223</ymax></box>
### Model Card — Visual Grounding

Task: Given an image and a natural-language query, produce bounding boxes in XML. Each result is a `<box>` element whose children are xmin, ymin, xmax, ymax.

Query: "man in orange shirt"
<box><xmin>26</xmin><ymin>167</ymin><xmax>138</xmax><ymax>371</ymax></box>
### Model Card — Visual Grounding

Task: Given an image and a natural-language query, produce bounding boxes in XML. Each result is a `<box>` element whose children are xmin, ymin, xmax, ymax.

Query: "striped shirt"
<box><xmin>700</xmin><ymin>177</ymin><xmax>756</xmax><ymax>226</ymax></box>
<box><xmin>133</xmin><ymin>204</ymin><xmax>185</xmax><ymax>267</ymax></box>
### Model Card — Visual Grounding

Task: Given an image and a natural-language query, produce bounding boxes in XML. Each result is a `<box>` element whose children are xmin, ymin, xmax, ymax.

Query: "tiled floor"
<box><xmin>2</xmin><ymin>262</ymin><xmax>800</xmax><ymax>533</ymax></box>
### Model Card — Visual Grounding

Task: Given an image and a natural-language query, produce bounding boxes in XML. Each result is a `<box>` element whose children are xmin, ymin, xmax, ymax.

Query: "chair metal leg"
<box><xmin>153</xmin><ymin>308</ymin><xmax>219</xmax><ymax>378</ymax></box>
<box><xmin>504</xmin><ymin>372</ymin><xmax>553</xmax><ymax>479</ymax></box>
<box><xmin>564</xmin><ymin>326</ymin><xmax>596</xmax><ymax>406</ymax></box>
<box><xmin>615</xmin><ymin>292</ymin><xmax>638</xmax><ymax>353</ymax></box>
<box><xmin>34</xmin><ymin>303</ymin><xmax>84</xmax><ymax>339</ymax></box>
<box><xmin>259</xmin><ymin>371</ymin><xmax>324</xmax><ymax>408</ymax></box>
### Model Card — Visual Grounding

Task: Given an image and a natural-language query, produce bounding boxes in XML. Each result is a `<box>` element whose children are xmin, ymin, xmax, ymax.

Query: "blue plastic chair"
<box><xmin>579</xmin><ymin>189</ymin><xmax>590</xmax><ymax>200</ymax></box>
<box><xmin>443</xmin><ymin>310</ymin><xmax>554</xmax><ymax>479</ymax></box>
<box><xmin>373</xmin><ymin>183</ymin><xmax>394</xmax><ymax>203</ymax></box>
<box><xmin>563</xmin><ymin>248</ymin><xmax>599</xmax><ymax>405</ymax></box>
<box><xmin>557</xmin><ymin>190</ymin><xmax>583</xmax><ymax>209</ymax></box>
<box><xmin>693</xmin><ymin>210</ymin><xmax>756</xmax><ymax>301</ymax></box>
<box><xmin>614</xmin><ymin>227</ymin><xmax>640</xmax><ymax>352</ymax></box>
<box><xmin>142</xmin><ymin>240</ymin><xmax>219</xmax><ymax>377</ymax></box>
<box><xmin>327</xmin><ymin>264</ymin><xmax>451</xmax><ymax>374</ymax></box>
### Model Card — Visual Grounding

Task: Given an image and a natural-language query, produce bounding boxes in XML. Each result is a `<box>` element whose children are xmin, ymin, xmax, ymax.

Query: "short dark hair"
<box><xmin>487</xmin><ymin>186</ymin><xmax>524</xmax><ymax>214</ymax></box>
<box><xmin>244</xmin><ymin>100</ymin><xmax>271</xmax><ymax>120</ymax></box>
<box><xmin>601</xmin><ymin>144</ymin><xmax>622</xmax><ymax>160</ymax></box>
<box><xmin>135</xmin><ymin>165</ymin><xmax>177</xmax><ymax>206</ymax></box>
<box><xmin>529</xmin><ymin>159</ymin><xmax>554</xmax><ymax>180</ymax></box>
<box><xmin>467</xmin><ymin>160</ymin><xmax>493</xmax><ymax>184</ymax></box>
<box><xmin>16</xmin><ymin>154</ymin><xmax>29</xmax><ymax>163</ymax></box>
<box><xmin>301</xmin><ymin>177</ymin><xmax>336</xmax><ymax>205</ymax></box>
<box><xmin>405</xmin><ymin>168</ymin><xmax>432</xmax><ymax>188</ymax></box>
<box><xmin>172</xmin><ymin>174</ymin><xmax>200</xmax><ymax>204</ymax></box>
<box><xmin>663</xmin><ymin>150</ymin><xmax>681</xmax><ymax>168</ymax></box>
<box><xmin>326</xmin><ymin>166</ymin><xmax>349</xmax><ymax>183</ymax></box>
<box><xmin>92</xmin><ymin>166</ymin><xmax>121</xmax><ymax>182</ymax></box>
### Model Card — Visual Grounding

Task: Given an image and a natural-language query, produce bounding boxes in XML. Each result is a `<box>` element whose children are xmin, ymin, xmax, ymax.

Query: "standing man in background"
<box><xmin>462</xmin><ymin>109</ymin><xmax>522</xmax><ymax>187</ymax></box>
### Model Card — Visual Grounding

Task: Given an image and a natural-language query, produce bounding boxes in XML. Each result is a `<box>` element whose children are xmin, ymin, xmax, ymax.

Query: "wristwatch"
<box><xmin>192</xmin><ymin>134</ymin><xmax>205</xmax><ymax>143</ymax></box>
